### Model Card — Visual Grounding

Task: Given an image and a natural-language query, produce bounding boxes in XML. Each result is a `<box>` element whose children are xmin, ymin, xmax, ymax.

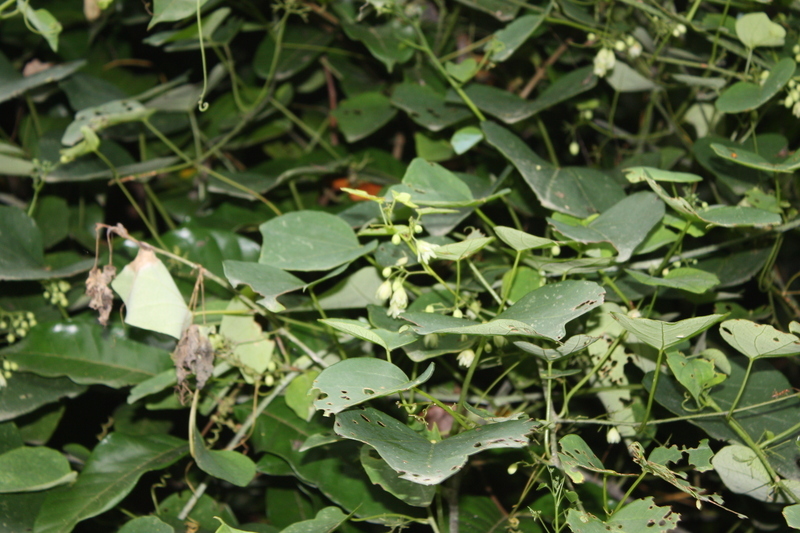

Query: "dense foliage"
<box><xmin>2</xmin><ymin>0</ymin><xmax>800</xmax><ymax>532</ymax></box>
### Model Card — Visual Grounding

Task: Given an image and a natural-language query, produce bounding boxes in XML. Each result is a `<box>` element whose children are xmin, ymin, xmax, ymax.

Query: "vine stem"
<box><xmin>639</xmin><ymin>348</ymin><xmax>665</xmax><ymax>433</ymax></box>
<box><xmin>177</xmin><ymin>369</ymin><xmax>300</xmax><ymax>520</ymax></box>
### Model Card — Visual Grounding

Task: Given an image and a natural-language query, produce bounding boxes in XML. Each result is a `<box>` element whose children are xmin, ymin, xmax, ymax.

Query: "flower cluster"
<box><xmin>43</xmin><ymin>280</ymin><xmax>71</xmax><ymax>308</ymax></box>
<box><xmin>376</xmin><ymin>275</ymin><xmax>409</xmax><ymax>318</ymax></box>
<box><xmin>783</xmin><ymin>79</ymin><xmax>800</xmax><ymax>118</ymax></box>
<box><xmin>0</xmin><ymin>311</ymin><xmax>36</xmax><ymax>344</ymax></box>
<box><xmin>592</xmin><ymin>48</ymin><xmax>616</xmax><ymax>78</ymax></box>
<box><xmin>587</xmin><ymin>33</ymin><xmax>642</xmax><ymax>78</ymax></box>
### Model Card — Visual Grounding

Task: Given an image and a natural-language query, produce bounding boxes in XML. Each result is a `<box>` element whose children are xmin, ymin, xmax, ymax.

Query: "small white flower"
<box><xmin>416</xmin><ymin>240</ymin><xmax>440</xmax><ymax>265</ymax></box>
<box><xmin>793</xmin><ymin>102</ymin><xmax>800</xmax><ymax>119</ymax></box>
<box><xmin>457</xmin><ymin>349</ymin><xmax>476</xmax><ymax>368</ymax></box>
<box><xmin>388</xmin><ymin>287</ymin><xmax>408</xmax><ymax>318</ymax></box>
<box><xmin>607</xmin><ymin>427</ymin><xmax>621</xmax><ymax>444</ymax></box>
<box><xmin>376</xmin><ymin>280</ymin><xmax>393</xmax><ymax>302</ymax></box>
<box><xmin>586</xmin><ymin>32</ymin><xmax>596</xmax><ymax>42</ymax></box>
<box><xmin>672</xmin><ymin>24</ymin><xmax>686</xmax><ymax>38</ymax></box>
<box><xmin>614</xmin><ymin>40</ymin><xmax>626</xmax><ymax>52</ymax></box>
<box><xmin>569</xmin><ymin>142</ymin><xmax>580</xmax><ymax>156</ymax></box>
<box><xmin>593</xmin><ymin>48</ymin><xmax>616</xmax><ymax>78</ymax></box>
<box><xmin>581</xmin><ymin>109</ymin><xmax>593</xmax><ymax>121</ymax></box>
<box><xmin>382</xmin><ymin>267</ymin><xmax>392</xmax><ymax>278</ymax></box>
<box><xmin>423</xmin><ymin>333</ymin><xmax>439</xmax><ymax>348</ymax></box>
<box><xmin>452</xmin><ymin>308</ymin><xmax>463</xmax><ymax>319</ymax></box>
<box><xmin>628</xmin><ymin>41</ymin><xmax>642</xmax><ymax>59</ymax></box>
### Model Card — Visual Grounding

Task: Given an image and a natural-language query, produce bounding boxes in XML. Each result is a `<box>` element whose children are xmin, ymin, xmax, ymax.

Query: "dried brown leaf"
<box><xmin>173</xmin><ymin>324</ymin><xmax>214</xmax><ymax>389</ymax></box>
<box><xmin>86</xmin><ymin>264</ymin><xmax>117</xmax><ymax>326</ymax></box>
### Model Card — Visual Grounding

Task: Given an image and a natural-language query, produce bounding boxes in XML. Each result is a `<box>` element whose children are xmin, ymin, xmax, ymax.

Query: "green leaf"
<box><xmin>453</xmin><ymin>0</ymin><xmax>519</xmax><ymax>21</ymax></box>
<box><xmin>312</xmin><ymin>358</ymin><xmax>434</xmax><ymax>416</ymax></box>
<box><xmin>494</xmin><ymin>226</ymin><xmax>556</xmax><ymax>251</ymax></box>
<box><xmin>223</xmin><ymin>260</ymin><xmax>304</xmax><ymax>312</ymax></box>
<box><xmin>719</xmin><ymin>319</ymin><xmax>800</xmax><ymax>360</ymax></box>
<box><xmin>33</xmin><ymin>197</ymin><xmax>70</xmax><ymax>249</ymax></box>
<box><xmin>219</xmin><ymin>299</ymin><xmax>274</xmax><ymax>382</ymax></box>
<box><xmin>278</xmin><ymin>507</ymin><xmax>348</xmax><ymax>533</ymax></box>
<box><xmin>335</xmin><ymin>407</ymin><xmax>536</xmax><ymax>485</ymax></box>
<box><xmin>360</xmin><ymin>446</ymin><xmax>436</xmax><ymax>507</ymax></box>
<box><xmin>0</xmin><ymin>206</ymin><xmax>43</xmax><ymax>279</ymax></box>
<box><xmin>285</xmin><ymin>371</ymin><xmax>320</xmax><ymax>422</ymax></box>
<box><xmin>1</xmin><ymin>322</ymin><xmax>173</xmax><ymax>388</ymax></box>
<box><xmin>254</xmin><ymin>25</ymin><xmax>334</xmax><ymax>81</ymax></box>
<box><xmin>624</xmin><ymin>166</ymin><xmax>702</xmax><ymax>183</ymax></box>
<box><xmin>149</xmin><ymin>0</ymin><xmax>213</xmax><ymax>28</ymax></box>
<box><xmin>332</xmin><ymin>92</ymin><xmax>397</xmax><ymax>143</ymax></box>
<box><xmin>712</xmin><ymin>445</ymin><xmax>798</xmax><ymax>503</ymax></box>
<box><xmin>391</xmin><ymin>83</ymin><xmax>472</xmax><ymax>131</ymax></box>
<box><xmin>566</xmin><ymin>498</ymin><xmax>679</xmax><ymax>533</ymax></box>
<box><xmin>445</xmin><ymin>58</ymin><xmax>479</xmax><ymax>83</ymax></box>
<box><xmin>259</xmin><ymin>211</ymin><xmax>375</xmax><ymax>271</ymax></box>
<box><xmin>558</xmin><ymin>434</ymin><xmax>621</xmax><ymax>483</ymax></box>
<box><xmin>118</xmin><ymin>516</ymin><xmax>175</xmax><ymax>533</ymax></box>
<box><xmin>0</xmin><ymin>492</ymin><xmax>48</xmax><ymax>533</ymax></box>
<box><xmin>0</xmin><ymin>60</ymin><xmax>85</xmax><ymax>105</ymax></box>
<box><xmin>666</xmin><ymin>351</ymin><xmax>719</xmax><ymax>404</ymax></box>
<box><xmin>483</xmin><ymin>121</ymin><xmax>624</xmax><ymax>217</ymax></box>
<box><xmin>784</xmin><ymin>504</ymin><xmax>800</xmax><ymax>529</ymax></box>
<box><xmin>33</xmin><ymin>433</ymin><xmax>188</xmax><ymax>533</ymax></box>
<box><xmin>716</xmin><ymin>58</ymin><xmax>794</xmax><ymax>113</ymax></box>
<box><xmin>16</xmin><ymin>2</ymin><xmax>61</xmax><ymax>52</ymax></box>
<box><xmin>434</xmin><ymin>236</ymin><xmax>494</xmax><ymax>261</ymax></box>
<box><xmin>625</xmin><ymin>267</ymin><xmax>720</xmax><ymax>294</ymax></box>
<box><xmin>111</xmin><ymin>247</ymin><xmax>192</xmax><ymax>339</ymax></box>
<box><xmin>519</xmin><ymin>65</ymin><xmax>598</xmax><ymax>114</ymax></box>
<box><xmin>404</xmin><ymin>280</ymin><xmax>604</xmax><ymax>341</ymax></box>
<box><xmin>161</xmin><ymin>226</ymin><xmax>259</xmax><ymax>278</ymax></box>
<box><xmin>414</xmin><ymin>132</ymin><xmax>454</xmax><ymax>162</ymax></box>
<box><xmin>0</xmin><ymin>373</ymin><xmax>86</xmax><ymax>422</ymax></box>
<box><xmin>192</xmin><ymin>424</ymin><xmax>256</xmax><ymax>487</ymax></box>
<box><xmin>450</xmin><ymin>126</ymin><xmax>483</xmax><ymax>154</ymax></box>
<box><xmin>549</xmin><ymin>192</ymin><xmax>664</xmax><ymax>262</ymax></box>
<box><xmin>341</xmin><ymin>21</ymin><xmax>414</xmax><ymax>72</ymax></box>
<box><xmin>62</xmin><ymin>99</ymin><xmax>155</xmax><ymax>146</ymax></box>
<box><xmin>610</xmin><ymin>313</ymin><xmax>724</xmax><ymax>351</ymax></box>
<box><xmin>735</xmin><ymin>12</ymin><xmax>786</xmax><ymax>48</ymax></box>
<box><xmin>321</xmin><ymin>319</ymin><xmax>417</xmax><ymax>353</ymax></box>
<box><xmin>0</xmin><ymin>447</ymin><xmax>76</xmax><ymax>493</ymax></box>
<box><xmin>606</xmin><ymin>61</ymin><xmax>658</xmax><ymax>92</ymax></box>
<box><xmin>489</xmin><ymin>13</ymin><xmax>547</xmax><ymax>62</ymax></box>
<box><xmin>391</xmin><ymin>158</ymin><xmax>474</xmax><ymax>207</ymax></box>
<box><xmin>514</xmin><ymin>335</ymin><xmax>599</xmax><ymax>362</ymax></box>
<box><xmin>709</xmin><ymin>141</ymin><xmax>800</xmax><ymax>174</ymax></box>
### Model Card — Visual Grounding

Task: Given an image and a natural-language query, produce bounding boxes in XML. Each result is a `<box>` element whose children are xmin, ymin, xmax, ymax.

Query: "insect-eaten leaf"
<box><xmin>111</xmin><ymin>247</ymin><xmax>191</xmax><ymax>339</ymax></box>
<box><xmin>313</xmin><ymin>358</ymin><xmax>434</xmax><ymax>416</ymax></box>
<box><xmin>719</xmin><ymin>319</ymin><xmax>800</xmax><ymax>360</ymax></box>
<box><xmin>85</xmin><ymin>264</ymin><xmax>117</xmax><ymax>325</ymax></box>
<box><xmin>335</xmin><ymin>407</ymin><xmax>537</xmax><ymax>485</ymax></box>
<box><xmin>173</xmin><ymin>325</ymin><xmax>214</xmax><ymax>389</ymax></box>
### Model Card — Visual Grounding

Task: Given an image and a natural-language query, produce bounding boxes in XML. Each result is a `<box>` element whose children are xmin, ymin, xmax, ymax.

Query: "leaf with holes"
<box><xmin>334</xmin><ymin>407</ymin><xmax>536</xmax><ymax>485</ymax></box>
<box><xmin>719</xmin><ymin>319</ymin><xmax>800</xmax><ymax>360</ymax></box>
<box><xmin>62</xmin><ymin>99</ymin><xmax>154</xmax><ymax>146</ymax></box>
<box><xmin>320</xmin><ymin>319</ymin><xmax>417</xmax><ymax>353</ymax></box>
<box><xmin>558</xmin><ymin>434</ymin><xmax>624</xmax><ymax>483</ymax></box>
<box><xmin>566</xmin><ymin>497</ymin><xmax>680</xmax><ymax>533</ymax></box>
<box><xmin>712</xmin><ymin>445</ymin><xmax>800</xmax><ymax>503</ymax></box>
<box><xmin>666</xmin><ymin>351</ymin><xmax>722</xmax><ymax>404</ymax></box>
<box><xmin>313</xmin><ymin>358</ymin><xmax>434</xmax><ymax>416</ymax></box>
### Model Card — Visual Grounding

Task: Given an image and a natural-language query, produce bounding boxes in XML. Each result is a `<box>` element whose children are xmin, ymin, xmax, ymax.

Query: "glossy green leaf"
<box><xmin>404</xmin><ymin>280</ymin><xmax>605</xmax><ymax>341</ymax></box>
<box><xmin>254</xmin><ymin>25</ymin><xmax>334</xmax><ymax>81</ymax></box>
<box><xmin>249</xmin><ymin>399</ymin><xmax>422</xmax><ymax>524</ymax></box>
<box><xmin>332</xmin><ymin>92</ymin><xmax>397</xmax><ymax>142</ymax></box>
<box><xmin>0</xmin><ymin>447</ymin><xmax>75</xmax><ymax>492</ymax></box>
<box><xmin>0</xmin><ymin>372</ymin><xmax>86</xmax><ymax>422</ymax></box>
<box><xmin>483</xmin><ymin>121</ymin><xmax>624</xmax><ymax>217</ymax></box>
<box><xmin>1</xmin><ymin>322</ymin><xmax>173</xmax><ymax>388</ymax></box>
<box><xmin>434</xmin><ymin>236</ymin><xmax>494</xmax><ymax>261</ymax></box>
<box><xmin>320</xmin><ymin>319</ymin><xmax>417</xmax><ymax>353</ymax></box>
<box><xmin>391</xmin><ymin>83</ymin><xmax>472</xmax><ymax>131</ymax></box>
<box><xmin>15</xmin><ymin>2</ymin><xmax>61</xmax><ymax>51</ymax></box>
<box><xmin>312</xmin><ymin>358</ymin><xmax>434</xmax><ymax>416</ymax></box>
<box><xmin>0</xmin><ymin>206</ymin><xmax>44</xmax><ymax>280</ymax></box>
<box><xmin>716</xmin><ymin>57</ymin><xmax>794</xmax><ymax>113</ymax></box>
<box><xmin>342</xmin><ymin>21</ymin><xmax>414</xmax><ymax>72</ymax></box>
<box><xmin>606</xmin><ymin>61</ymin><xmax>657</xmax><ymax>92</ymax></box>
<box><xmin>111</xmin><ymin>247</ymin><xmax>192</xmax><ymax>339</ymax></box>
<box><xmin>612</xmin><ymin>313</ymin><xmax>725</xmax><ymax>351</ymax></box>
<box><xmin>360</xmin><ymin>446</ymin><xmax>436</xmax><ymax>507</ymax></box>
<box><xmin>624</xmin><ymin>166</ymin><xmax>702</xmax><ymax>183</ymax></box>
<box><xmin>33</xmin><ymin>433</ymin><xmax>188</xmax><ymax>533</ymax></box>
<box><xmin>784</xmin><ymin>504</ymin><xmax>800</xmax><ymax>529</ymax></box>
<box><xmin>719</xmin><ymin>319</ymin><xmax>800</xmax><ymax>360</ymax></box>
<box><xmin>391</xmin><ymin>158</ymin><xmax>474</xmax><ymax>207</ymax></box>
<box><xmin>450</xmin><ymin>126</ymin><xmax>483</xmax><ymax>154</ymax></box>
<box><xmin>336</xmin><ymin>408</ymin><xmax>535</xmax><ymax>485</ymax></box>
<box><xmin>0</xmin><ymin>60</ymin><xmax>84</xmax><ymax>104</ymax></box>
<box><xmin>223</xmin><ymin>260</ymin><xmax>304</xmax><ymax>312</ymax></box>
<box><xmin>566</xmin><ymin>498</ymin><xmax>679</xmax><ymax>533</ymax></box>
<box><xmin>488</xmin><ymin>13</ymin><xmax>546</xmax><ymax>62</ymax></box>
<box><xmin>709</xmin><ymin>141</ymin><xmax>800</xmax><ymax>174</ymax></box>
<box><xmin>192</xmin><ymin>424</ymin><xmax>255</xmax><ymax>487</ymax></box>
<box><xmin>735</xmin><ymin>12</ymin><xmax>786</xmax><ymax>48</ymax></box>
<box><xmin>118</xmin><ymin>516</ymin><xmax>175</xmax><ymax>533</ymax></box>
<box><xmin>494</xmin><ymin>226</ymin><xmax>556</xmax><ymax>251</ymax></box>
<box><xmin>549</xmin><ymin>192</ymin><xmax>664</xmax><ymax>262</ymax></box>
<box><xmin>0</xmin><ymin>492</ymin><xmax>49</xmax><ymax>533</ymax></box>
<box><xmin>161</xmin><ymin>226</ymin><xmax>259</xmax><ymax>278</ymax></box>
<box><xmin>33</xmin><ymin>197</ymin><xmax>70</xmax><ymax>249</ymax></box>
<box><xmin>259</xmin><ymin>211</ymin><xmax>375</xmax><ymax>271</ymax></box>
<box><xmin>625</xmin><ymin>267</ymin><xmax>719</xmax><ymax>294</ymax></box>
<box><xmin>445</xmin><ymin>58</ymin><xmax>479</xmax><ymax>83</ymax></box>
<box><xmin>62</xmin><ymin>99</ymin><xmax>154</xmax><ymax>146</ymax></box>
<box><xmin>514</xmin><ymin>335</ymin><xmax>598</xmax><ymax>362</ymax></box>
<box><xmin>126</xmin><ymin>370</ymin><xmax>176</xmax><ymax>404</ymax></box>
<box><xmin>278</xmin><ymin>507</ymin><xmax>348</xmax><ymax>533</ymax></box>
<box><xmin>149</xmin><ymin>0</ymin><xmax>212</xmax><ymax>28</ymax></box>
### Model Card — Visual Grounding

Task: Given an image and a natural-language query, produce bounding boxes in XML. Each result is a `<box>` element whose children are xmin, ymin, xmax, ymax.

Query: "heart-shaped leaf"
<box><xmin>0</xmin><ymin>446</ymin><xmax>76</xmax><ymax>492</ymax></box>
<box><xmin>611</xmin><ymin>313</ymin><xmax>725</xmax><ymax>351</ymax></box>
<box><xmin>313</xmin><ymin>358</ymin><xmax>434</xmax><ymax>416</ymax></box>
<box><xmin>716</xmin><ymin>58</ymin><xmax>794</xmax><ymax>113</ymax></box>
<box><xmin>719</xmin><ymin>319</ymin><xmax>800</xmax><ymax>360</ymax></box>
<box><xmin>191</xmin><ymin>424</ymin><xmax>255</xmax><ymax>487</ymax></box>
<box><xmin>334</xmin><ymin>407</ymin><xmax>536</xmax><ymax>485</ymax></box>
<box><xmin>494</xmin><ymin>226</ymin><xmax>556</xmax><ymax>251</ymax></box>
<box><xmin>735</xmin><ymin>12</ymin><xmax>786</xmax><ymax>49</ymax></box>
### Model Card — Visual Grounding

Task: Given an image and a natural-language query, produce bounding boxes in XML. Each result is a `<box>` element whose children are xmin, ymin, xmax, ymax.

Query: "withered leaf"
<box><xmin>86</xmin><ymin>264</ymin><xmax>117</xmax><ymax>326</ymax></box>
<box><xmin>173</xmin><ymin>324</ymin><xmax>214</xmax><ymax>389</ymax></box>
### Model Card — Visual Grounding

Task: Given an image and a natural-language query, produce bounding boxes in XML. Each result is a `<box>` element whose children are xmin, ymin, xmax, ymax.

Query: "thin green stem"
<box><xmin>726</xmin><ymin>358</ymin><xmax>754</xmax><ymax>422</ymax></box>
<box><xmin>639</xmin><ymin>348</ymin><xmax>665</xmax><ymax>433</ymax></box>
<box><xmin>268</xmin><ymin>97</ymin><xmax>339</xmax><ymax>159</ymax></box>
<box><xmin>457</xmin><ymin>338</ymin><xmax>485</xmax><ymax>412</ymax></box>
<box><xmin>415</xmin><ymin>390</ymin><xmax>473</xmax><ymax>429</ymax></box>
